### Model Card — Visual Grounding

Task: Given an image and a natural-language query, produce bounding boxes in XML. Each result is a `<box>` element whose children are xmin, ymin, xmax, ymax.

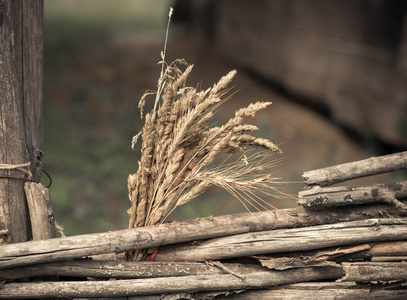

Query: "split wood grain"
<box><xmin>24</xmin><ymin>182</ymin><xmax>55</xmax><ymax>240</ymax></box>
<box><xmin>257</xmin><ymin>244</ymin><xmax>372</xmax><ymax>270</ymax></box>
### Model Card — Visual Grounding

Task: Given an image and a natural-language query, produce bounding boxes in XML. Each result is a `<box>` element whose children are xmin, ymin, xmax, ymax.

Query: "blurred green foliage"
<box><xmin>44</xmin><ymin>0</ymin><xmax>170</xmax><ymax>81</ymax></box>
<box><xmin>43</xmin><ymin>0</ymin><xmax>171</xmax><ymax>235</ymax></box>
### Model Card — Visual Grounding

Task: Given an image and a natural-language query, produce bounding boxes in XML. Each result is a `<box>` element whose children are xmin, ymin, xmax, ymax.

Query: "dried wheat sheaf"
<box><xmin>127</xmin><ymin>59</ymin><xmax>282</xmax><ymax>260</ymax></box>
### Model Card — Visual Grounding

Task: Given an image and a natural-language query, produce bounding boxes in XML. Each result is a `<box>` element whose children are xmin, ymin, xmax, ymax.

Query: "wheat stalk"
<box><xmin>126</xmin><ymin>55</ymin><xmax>283</xmax><ymax>260</ymax></box>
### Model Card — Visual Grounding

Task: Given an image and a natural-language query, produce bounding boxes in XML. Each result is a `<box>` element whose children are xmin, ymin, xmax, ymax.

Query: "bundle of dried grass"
<box><xmin>126</xmin><ymin>57</ymin><xmax>282</xmax><ymax>260</ymax></box>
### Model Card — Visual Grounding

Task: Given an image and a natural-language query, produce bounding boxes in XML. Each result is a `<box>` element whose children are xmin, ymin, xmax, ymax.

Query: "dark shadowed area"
<box><xmin>43</xmin><ymin>0</ymin><xmax>407</xmax><ymax>235</ymax></box>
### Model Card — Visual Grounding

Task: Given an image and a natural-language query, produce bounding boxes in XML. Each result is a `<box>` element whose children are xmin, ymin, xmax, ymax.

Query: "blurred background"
<box><xmin>43</xmin><ymin>0</ymin><xmax>407</xmax><ymax>235</ymax></box>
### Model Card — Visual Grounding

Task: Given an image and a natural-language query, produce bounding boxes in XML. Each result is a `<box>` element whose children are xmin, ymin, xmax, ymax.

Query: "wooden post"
<box><xmin>0</xmin><ymin>0</ymin><xmax>44</xmax><ymax>244</ymax></box>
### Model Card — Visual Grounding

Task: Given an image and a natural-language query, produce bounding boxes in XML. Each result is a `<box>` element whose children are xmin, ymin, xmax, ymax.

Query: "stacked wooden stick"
<box><xmin>0</xmin><ymin>151</ymin><xmax>406</xmax><ymax>299</ymax></box>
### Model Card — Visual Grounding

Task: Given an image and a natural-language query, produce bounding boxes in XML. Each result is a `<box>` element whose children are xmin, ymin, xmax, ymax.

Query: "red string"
<box><xmin>149</xmin><ymin>247</ymin><xmax>160</xmax><ymax>262</ymax></box>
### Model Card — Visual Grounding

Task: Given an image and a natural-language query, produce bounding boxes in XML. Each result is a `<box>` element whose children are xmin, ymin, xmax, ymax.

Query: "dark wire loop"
<box><xmin>0</xmin><ymin>169</ymin><xmax>52</xmax><ymax>188</ymax></box>
<box><xmin>42</xmin><ymin>169</ymin><xmax>52</xmax><ymax>188</ymax></box>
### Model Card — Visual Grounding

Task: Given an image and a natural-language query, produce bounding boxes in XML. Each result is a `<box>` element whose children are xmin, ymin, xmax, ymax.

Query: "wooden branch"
<box><xmin>369</xmin><ymin>241</ymin><xmax>407</xmax><ymax>256</ymax></box>
<box><xmin>24</xmin><ymin>182</ymin><xmax>55</xmax><ymax>240</ymax></box>
<box><xmin>296</xmin><ymin>200</ymin><xmax>407</xmax><ymax>225</ymax></box>
<box><xmin>0</xmin><ymin>267</ymin><xmax>343</xmax><ymax>299</ymax></box>
<box><xmin>0</xmin><ymin>208</ymin><xmax>303</xmax><ymax>269</ymax></box>
<box><xmin>0</xmin><ymin>260</ymin><xmax>264</xmax><ymax>281</ymax></box>
<box><xmin>369</xmin><ymin>240</ymin><xmax>407</xmax><ymax>260</ymax></box>
<box><xmin>223</xmin><ymin>282</ymin><xmax>407</xmax><ymax>300</ymax></box>
<box><xmin>298</xmin><ymin>181</ymin><xmax>407</xmax><ymax>210</ymax></box>
<box><xmin>341</xmin><ymin>262</ymin><xmax>407</xmax><ymax>282</ymax></box>
<box><xmin>154</xmin><ymin>218</ymin><xmax>407</xmax><ymax>261</ymax></box>
<box><xmin>302</xmin><ymin>151</ymin><xmax>407</xmax><ymax>186</ymax></box>
<box><xmin>372</xmin><ymin>256</ymin><xmax>407</xmax><ymax>262</ymax></box>
<box><xmin>1</xmin><ymin>203</ymin><xmax>406</xmax><ymax>269</ymax></box>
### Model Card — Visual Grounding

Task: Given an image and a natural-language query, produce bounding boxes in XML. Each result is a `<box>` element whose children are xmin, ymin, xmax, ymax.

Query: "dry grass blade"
<box><xmin>126</xmin><ymin>58</ymin><xmax>283</xmax><ymax>260</ymax></box>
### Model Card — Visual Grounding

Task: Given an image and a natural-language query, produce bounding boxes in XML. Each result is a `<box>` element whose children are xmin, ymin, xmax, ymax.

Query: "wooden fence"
<box><xmin>0</xmin><ymin>151</ymin><xmax>406</xmax><ymax>299</ymax></box>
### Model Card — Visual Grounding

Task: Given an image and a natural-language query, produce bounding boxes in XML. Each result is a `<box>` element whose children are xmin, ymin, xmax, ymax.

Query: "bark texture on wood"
<box><xmin>372</xmin><ymin>256</ymin><xmax>407</xmax><ymax>261</ymax></box>
<box><xmin>0</xmin><ymin>0</ymin><xmax>44</xmax><ymax>244</ymax></box>
<box><xmin>0</xmin><ymin>207</ymin><xmax>406</xmax><ymax>269</ymax></box>
<box><xmin>257</xmin><ymin>244</ymin><xmax>371</xmax><ymax>271</ymax></box>
<box><xmin>302</xmin><ymin>151</ymin><xmax>407</xmax><ymax>186</ymax></box>
<box><xmin>0</xmin><ymin>267</ymin><xmax>343</xmax><ymax>299</ymax></box>
<box><xmin>369</xmin><ymin>240</ymin><xmax>407</xmax><ymax>256</ymax></box>
<box><xmin>154</xmin><ymin>218</ymin><xmax>407</xmax><ymax>261</ymax></box>
<box><xmin>218</xmin><ymin>282</ymin><xmax>407</xmax><ymax>300</ymax></box>
<box><xmin>298</xmin><ymin>180</ymin><xmax>407</xmax><ymax>210</ymax></box>
<box><xmin>0</xmin><ymin>209</ymin><xmax>300</xmax><ymax>269</ymax></box>
<box><xmin>296</xmin><ymin>200</ymin><xmax>407</xmax><ymax>224</ymax></box>
<box><xmin>24</xmin><ymin>182</ymin><xmax>55</xmax><ymax>240</ymax></box>
<box><xmin>341</xmin><ymin>262</ymin><xmax>407</xmax><ymax>282</ymax></box>
<box><xmin>0</xmin><ymin>260</ymin><xmax>264</xmax><ymax>280</ymax></box>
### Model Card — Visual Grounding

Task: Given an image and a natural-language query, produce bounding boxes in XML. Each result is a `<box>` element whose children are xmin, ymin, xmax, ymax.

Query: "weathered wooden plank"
<box><xmin>24</xmin><ymin>182</ymin><xmax>55</xmax><ymax>241</ymax></box>
<box><xmin>0</xmin><ymin>267</ymin><xmax>343</xmax><ymax>299</ymax></box>
<box><xmin>302</xmin><ymin>151</ymin><xmax>407</xmax><ymax>186</ymax></box>
<box><xmin>298</xmin><ymin>180</ymin><xmax>407</xmax><ymax>210</ymax></box>
<box><xmin>155</xmin><ymin>218</ymin><xmax>407</xmax><ymax>261</ymax></box>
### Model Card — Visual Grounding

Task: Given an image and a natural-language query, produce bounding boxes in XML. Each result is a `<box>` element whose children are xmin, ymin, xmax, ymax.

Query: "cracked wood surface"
<box><xmin>0</xmin><ymin>267</ymin><xmax>343</xmax><ymax>299</ymax></box>
<box><xmin>0</xmin><ymin>260</ymin><xmax>264</xmax><ymax>280</ymax></box>
<box><xmin>0</xmin><ymin>209</ymin><xmax>300</xmax><ymax>269</ymax></box>
<box><xmin>155</xmin><ymin>218</ymin><xmax>407</xmax><ymax>261</ymax></box>
<box><xmin>340</xmin><ymin>262</ymin><xmax>407</xmax><ymax>282</ymax></box>
<box><xmin>298</xmin><ymin>180</ymin><xmax>407</xmax><ymax>210</ymax></box>
<box><xmin>1</xmin><ymin>206</ymin><xmax>407</xmax><ymax>269</ymax></box>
